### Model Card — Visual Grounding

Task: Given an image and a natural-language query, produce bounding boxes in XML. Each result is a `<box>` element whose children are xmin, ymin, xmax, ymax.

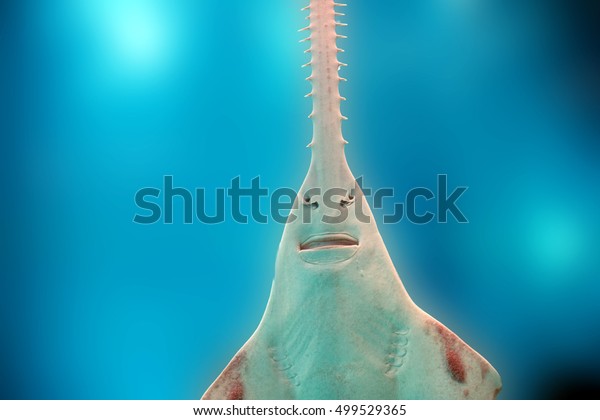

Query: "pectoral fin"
<box><xmin>418</xmin><ymin>317</ymin><xmax>502</xmax><ymax>399</ymax></box>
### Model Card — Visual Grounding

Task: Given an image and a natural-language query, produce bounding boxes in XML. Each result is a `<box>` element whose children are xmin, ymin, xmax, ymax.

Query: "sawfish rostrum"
<box><xmin>202</xmin><ymin>0</ymin><xmax>501</xmax><ymax>400</ymax></box>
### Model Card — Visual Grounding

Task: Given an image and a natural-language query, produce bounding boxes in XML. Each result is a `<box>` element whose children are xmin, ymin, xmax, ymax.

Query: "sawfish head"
<box><xmin>284</xmin><ymin>152</ymin><xmax>365</xmax><ymax>266</ymax></box>
<box><xmin>276</xmin><ymin>143</ymin><xmax>384</xmax><ymax>265</ymax></box>
<box><xmin>268</xmin><ymin>138</ymin><xmax>412</xmax><ymax>313</ymax></box>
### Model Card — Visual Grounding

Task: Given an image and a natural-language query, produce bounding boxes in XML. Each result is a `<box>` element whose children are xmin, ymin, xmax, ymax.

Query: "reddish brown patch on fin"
<box><xmin>463</xmin><ymin>389</ymin><xmax>469</xmax><ymax>397</ymax></box>
<box><xmin>223</xmin><ymin>351</ymin><xmax>246</xmax><ymax>400</ymax></box>
<box><xmin>227</xmin><ymin>380</ymin><xmax>244</xmax><ymax>400</ymax></box>
<box><xmin>430</xmin><ymin>321</ymin><xmax>467</xmax><ymax>383</ymax></box>
<box><xmin>445</xmin><ymin>347</ymin><xmax>466</xmax><ymax>383</ymax></box>
<box><xmin>204</xmin><ymin>350</ymin><xmax>247</xmax><ymax>400</ymax></box>
<box><xmin>493</xmin><ymin>387</ymin><xmax>501</xmax><ymax>399</ymax></box>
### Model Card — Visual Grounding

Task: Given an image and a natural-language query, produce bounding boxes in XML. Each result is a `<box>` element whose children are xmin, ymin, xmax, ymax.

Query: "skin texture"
<box><xmin>202</xmin><ymin>0</ymin><xmax>502</xmax><ymax>400</ymax></box>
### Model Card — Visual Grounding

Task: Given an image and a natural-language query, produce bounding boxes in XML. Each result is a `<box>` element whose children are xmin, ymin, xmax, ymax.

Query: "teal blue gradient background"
<box><xmin>1</xmin><ymin>0</ymin><xmax>599</xmax><ymax>399</ymax></box>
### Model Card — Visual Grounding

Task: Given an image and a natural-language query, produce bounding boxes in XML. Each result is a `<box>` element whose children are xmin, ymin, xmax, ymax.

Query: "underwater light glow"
<box><xmin>526</xmin><ymin>208</ymin><xmax>586</xmax><ymax>283</ymax></box>
<box><xmin>108</xmin><ymin>5</ymin><xmax>170</xmax><ymax>70</ymax></box>
<box><xmin>77</xmin><ymin>0</ymin><xmax>178</xmax><ymax>79</ymax></box>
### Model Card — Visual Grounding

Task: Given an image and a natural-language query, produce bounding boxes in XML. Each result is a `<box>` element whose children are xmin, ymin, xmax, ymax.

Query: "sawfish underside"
<box><xmin>202</xmin><ymin>0</ymin><xmax>502</xmax><ymax>400</ymax></box>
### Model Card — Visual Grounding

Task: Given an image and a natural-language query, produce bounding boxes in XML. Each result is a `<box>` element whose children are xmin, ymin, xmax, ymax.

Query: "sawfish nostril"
<box><xmin>340</xmin><ymin>194</ymin><xmax>355</xmax><ymax>208</ymax></box>
<box><xmin>303</xmin><ymin>196</ymin><xmax>319</xmax><ymax>209</ymax></box>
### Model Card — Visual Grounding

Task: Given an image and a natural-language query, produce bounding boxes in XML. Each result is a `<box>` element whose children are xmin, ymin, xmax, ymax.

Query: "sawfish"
<box><xmin>202</xmin><ymin>0</ymin><xmax>501</xmax><ymax>399</ymax></box>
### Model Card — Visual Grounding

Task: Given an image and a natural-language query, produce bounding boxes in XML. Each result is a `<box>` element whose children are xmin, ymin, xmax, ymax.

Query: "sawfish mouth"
<box><xmin>300</xmin><ymin>233</ymin><xmax>359</xmax><ymax>250</ymax></box>
<box><xmin>298</xmin><ymin>233</ymin><xmax>359</xmax><ymax>265</ymax></box>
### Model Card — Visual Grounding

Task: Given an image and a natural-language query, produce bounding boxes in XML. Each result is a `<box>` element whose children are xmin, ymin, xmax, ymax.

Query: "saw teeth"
<box><xmin>300</xmin><ymin>1</ymin><xmax>350</xmax><ymax>131</ymax></box>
